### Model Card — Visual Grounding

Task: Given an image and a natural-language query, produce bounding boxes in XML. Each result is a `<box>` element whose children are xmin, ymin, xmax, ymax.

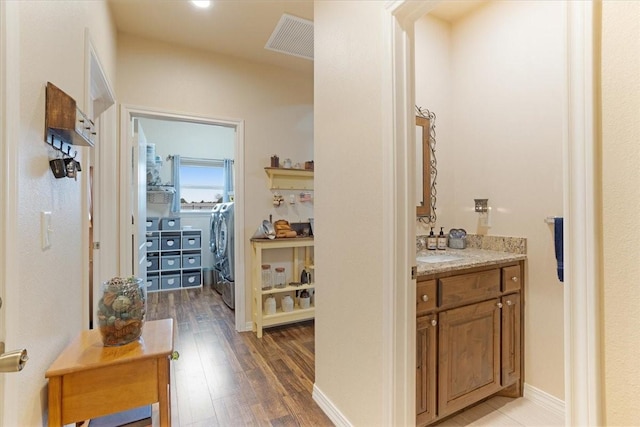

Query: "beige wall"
<box><xmin>116</xmin><ymin>34</ymin><xmax>313</xmax><ymax>324</ymax></box>
<box><xmin>2</xmin><ymin>1</ymin><xmax>117</xmax><ymax>426</ymax></box>
<box><xmin>601</xmin><ymin>1</ymin><xmax>640</xmax><ymax>424</ymax></box>
<box><xmin>314</xmin><ymin>1</ymin><xmax>387</xmax><ymax>424</ymax></box>
<box><xmin>414</xmin><ymin>16</ymin><xmax>455</xmax><ymax>221</ymax></box>
<box><xmin>415</xmin><ymin>1</ymin><xmax>565</xmax><ymax>399</ymax></box>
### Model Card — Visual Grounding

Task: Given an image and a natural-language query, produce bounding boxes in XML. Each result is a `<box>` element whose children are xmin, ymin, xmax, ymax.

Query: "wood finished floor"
<box><xmin>147</xmin><ymin>285</ymin><xmax>563</xmax><ymax>427</ymax></box>
<box><xmin>146</xmin><ymin>284</ymin><xmax>333</xmax><ymax>427</ymax></box>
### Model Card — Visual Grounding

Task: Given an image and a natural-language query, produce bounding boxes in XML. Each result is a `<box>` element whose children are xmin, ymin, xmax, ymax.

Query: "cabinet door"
<box><xmin>416</xmin><ymin>315</ymin><xmax>437</xmax><ymax>425</ymax></box>
<box><xmin>438</xmin><ymin>299</ymin><xmax>501</xmax><ymax>416</ymax></box>
<box><xmin>501</xmin><ymin>293</ymin><xmax>521</xmax><ymax>387</ymax></box>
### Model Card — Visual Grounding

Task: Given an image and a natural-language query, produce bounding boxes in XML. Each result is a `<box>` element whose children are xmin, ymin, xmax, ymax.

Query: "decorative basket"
<box><xmin>147</xmin><ymin>190</ymin><xmax>174</xmax><ymax>204</ymax></box>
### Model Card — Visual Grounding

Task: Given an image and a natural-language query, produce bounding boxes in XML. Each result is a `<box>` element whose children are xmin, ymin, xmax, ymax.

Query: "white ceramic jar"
<box><xmin>281</xmin><ymin>295</ymin><xmax>294</xmax><ymax>312</ymax></box>
<box><xmin>264</xmin><ymin>295</ymin><xmax>276</xmax><ymax>315</ymax></box>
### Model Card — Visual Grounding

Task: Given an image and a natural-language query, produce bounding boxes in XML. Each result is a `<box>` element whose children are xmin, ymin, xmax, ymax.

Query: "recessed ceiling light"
<box><xmin>191</xmin><ymin>0</ymin><xmax>211</xmax><ymax>9</ymax></box>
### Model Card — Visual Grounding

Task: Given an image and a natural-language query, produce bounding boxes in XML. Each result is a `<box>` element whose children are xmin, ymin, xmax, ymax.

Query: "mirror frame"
<box><xmin>416</xmin><ymin>106</ymin><xmax>437</xmax><ymax>222</ymax></box>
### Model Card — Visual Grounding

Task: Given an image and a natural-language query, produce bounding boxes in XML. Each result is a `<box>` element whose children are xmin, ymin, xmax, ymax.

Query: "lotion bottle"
<box><xmin>437</xmin><ymin>227</ymin><xmax>448</xmax><ymax>250</ymax></box>
<box><xmin>427</xmin><ymin>227</ymin><xmax>437</xmax><ymax>250</ymax></box>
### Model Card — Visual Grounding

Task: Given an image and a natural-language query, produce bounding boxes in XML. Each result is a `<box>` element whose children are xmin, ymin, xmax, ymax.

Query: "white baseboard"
<box><xmin>312</xmin><ymin>383</ymin><xmax>352</xmax><ymax>427</ymax></box>
<box><xmin>523</xmin><ymin>383</ymin><xmax>566</xmax><ymax>419</ymax></box>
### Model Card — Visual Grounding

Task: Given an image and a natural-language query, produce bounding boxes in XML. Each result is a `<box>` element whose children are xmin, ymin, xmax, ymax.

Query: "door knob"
<box><xmin>421</xmin><ymin>294</ymin><xmax>429</xmax><ymax>302</ymax></box>
<box><xmin>0</xmin><ymin>342</ymin><xmax>28</xmax><ymax>373</ymax></box>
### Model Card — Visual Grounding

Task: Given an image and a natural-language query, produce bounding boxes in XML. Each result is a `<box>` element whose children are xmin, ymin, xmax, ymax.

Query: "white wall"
<box><xmin>116</xmin><ymin>34</ymin><xmax>313</xmax><ymax>325</ymax></box>
<box><xmin>314</xmin><ymin>2</ymin><xmax>387</xmax><ymax>424</ymax></box>
<box><xmin>2</xmin><ymin>1</ymin><xmax>117</xmax><ymax>426</ymax></box>
<box><xmin>601</xmin><ymin>1</ymin><xmax>640</xmax><ymax>424</ymax></box>
<box><xmin>415</xmin><ymin>1</ymin><xmax>565</xmax><ymax>399</ymax></box>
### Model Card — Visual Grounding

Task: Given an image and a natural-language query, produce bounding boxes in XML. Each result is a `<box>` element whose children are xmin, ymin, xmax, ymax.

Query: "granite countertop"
<box><xmin>416</xmin><ymin>248</ymin><xmax>526</xmax><ymax>276</ymax></box>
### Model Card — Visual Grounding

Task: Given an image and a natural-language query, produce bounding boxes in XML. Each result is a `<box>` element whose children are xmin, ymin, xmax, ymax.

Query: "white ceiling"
<box><xmin>107</xmin><ymin>0</ymin><xmax>487</xmax><ymax>76</ymax></box>
<box><xmin>107</xmin><ymin>0</ymin><xmax>314</xmax><ymax>74</ymax></box>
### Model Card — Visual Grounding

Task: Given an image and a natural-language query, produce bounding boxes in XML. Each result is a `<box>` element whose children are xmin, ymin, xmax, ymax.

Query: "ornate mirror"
<box><xmin>416</xmin><ymin>106</ymin><xmax>437</xmax><ymax>222</ymax></box>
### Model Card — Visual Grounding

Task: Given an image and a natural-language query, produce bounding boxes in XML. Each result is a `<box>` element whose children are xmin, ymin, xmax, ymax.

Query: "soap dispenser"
<box><xmin>437</xmin><ymin>227</ymin><xmax>448</xmax><ymax>250</ymax></box>
<box><xmin>427</xmin><ymin>227</ymin><xmax>437</xmax><ymax>250</ymax></box>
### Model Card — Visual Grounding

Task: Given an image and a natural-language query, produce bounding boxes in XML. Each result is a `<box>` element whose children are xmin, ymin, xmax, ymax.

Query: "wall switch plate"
<box><xmin>41</xmin><ymin>211</ymin><xmax>52</xmax><ymax>249</ymax></box>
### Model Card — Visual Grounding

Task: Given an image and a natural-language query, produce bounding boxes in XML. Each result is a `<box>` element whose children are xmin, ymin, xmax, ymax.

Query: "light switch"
<box><xmin>41</xmin><ymin>211</ymin><xmax>52</xmax><ymax>249</ymax></box>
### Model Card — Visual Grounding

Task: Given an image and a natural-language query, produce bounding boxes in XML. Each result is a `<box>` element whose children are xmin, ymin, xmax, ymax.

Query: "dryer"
<box><xmin>217</xmin><ymin>202</ymin><xmax>235</xmax><ymax>309</ymax></box>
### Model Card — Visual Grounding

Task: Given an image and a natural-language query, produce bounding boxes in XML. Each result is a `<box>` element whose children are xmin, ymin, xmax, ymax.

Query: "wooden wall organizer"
<box><xmin>44</xmin><ymin>82</ymin><xmax>95</xmax><ymax>157</ymax></box>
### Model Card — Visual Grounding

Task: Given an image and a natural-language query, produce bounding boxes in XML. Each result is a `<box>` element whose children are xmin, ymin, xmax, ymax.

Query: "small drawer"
<box><xmin>439</xmin><ymin>269</ymin><xmax>500</xmax><ymax>307</ymax></box>
<box><xmin>161</xmin><ymin>253</ymin><xmax>181</xmax><ymax>270</ymax></box>
<box><xmin>161</xmin><ymin>234</ymin><xmax>181</xmax><ymax>250</ymax></box>
<box><xmin>145</xmin><ymin>217</ymin><xmax>159</xmax><ymax>231</ymax></box>
<box><xmin>145</xmin><ymin>236</ymin><xmax>159</xmax><ymax>251</ymax></box>
<box><xmin>146</xmin><ymin>255</ymin><xmax>159</xmax><ymax>271</ymax></box>
<box><xmin>146</xmin><ymin>274</ymin><xmax>159</xmax><ymax>292</ymax></box>
<box><xmin>161</xmin><ymin>274</ymin><xmax>181</xmax><ymax>290</ymax></box>
<box><xmin>416</xmin><ymin>279</ymin><xmax>437</xmax><ymax>314</ymax></box>
<box><xmin>182</xmin><ymin>235</ymin><xmax>201</xmax><ymax>250</ymax></box>
<box><xmin>182</xmin><ymin>254</ymin><xmax>201</xmax><ymax>268</ymax></box>
<box><xmin>182</xmin><ymin>270</ymin><xmax>202</xmax><ymax>287</ymax></box>
<box><xmin>160</xmin><ymin>217</ymin><xmax>181</xmax><ymax>230</ymax></box>
<box><xmin>502</xmin><ymin>265</ymin><xmax>522</xmax><ymax>292</ymax></box>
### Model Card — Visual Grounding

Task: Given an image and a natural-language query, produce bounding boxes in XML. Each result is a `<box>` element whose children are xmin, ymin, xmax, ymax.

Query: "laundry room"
<box><xmin>140</xmin><ymin>116</ymin><xmax>236</xmax><ymax>298</ymax></box>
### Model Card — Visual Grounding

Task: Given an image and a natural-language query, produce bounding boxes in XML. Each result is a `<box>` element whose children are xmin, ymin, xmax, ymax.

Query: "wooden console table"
<box><xmin>45</xmin><ymin>318</ymin><xmax>174</xmax><ymax>427</ymax></box>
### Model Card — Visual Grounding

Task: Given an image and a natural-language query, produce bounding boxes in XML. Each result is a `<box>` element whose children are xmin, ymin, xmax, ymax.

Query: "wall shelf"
<box><xmin>264</xmin><ymin>167</ymin><xmax>313</xmax><ymax>190</ymax></box>
<box><xmin>45</xmin><ymin>82</ymin><xmax>95</xmax><ymax>151</ymax></box>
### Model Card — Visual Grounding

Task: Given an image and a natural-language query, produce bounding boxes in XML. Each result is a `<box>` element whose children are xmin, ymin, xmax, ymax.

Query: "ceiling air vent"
<box><xmin>265</xmin><ymin>13</ymin><xmax>313</xmax><ymax>61</ymax></box>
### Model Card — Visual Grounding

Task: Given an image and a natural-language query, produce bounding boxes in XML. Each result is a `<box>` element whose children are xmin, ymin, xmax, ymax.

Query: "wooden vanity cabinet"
<box><xmin>501</xmin><ymin>293</ymin><xmax>521</xmax><ymax>388</ymax></box>
<box><xmin>416</xmin><ymin>314</ymin><xmax>437</xmax><ymax>425</ymax></box>
<box><xmin>416</xmin><ymin>261</ymin><xmax>524</xmax><ymax>426</ymax></box>
<box><xmin>438</xmin><ymin>298</ymin><xmax>502</xmax><ymax>416</ymax></box>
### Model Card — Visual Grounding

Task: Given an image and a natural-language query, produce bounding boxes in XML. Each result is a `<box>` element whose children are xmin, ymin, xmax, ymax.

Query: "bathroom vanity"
<box><xmin>415</xmin><ymin>249</ymin><xmax>526</xmax><ymax>426</ymax></box>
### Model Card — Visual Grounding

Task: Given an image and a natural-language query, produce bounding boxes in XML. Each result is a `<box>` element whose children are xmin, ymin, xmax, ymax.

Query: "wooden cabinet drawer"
<box><xmin>417</xmin><ymin>280</ymin><xmax>437</xmax><ymax>314</ymax></box>
<box><xmin>502</xmin><ymin>265</ymin><xmax>522</xmax><ymax>292</ymax></box>
<box><xmin>439</xmin><ymin>269</ymin><xmax>500</xmax><ymax>307</ymax></box>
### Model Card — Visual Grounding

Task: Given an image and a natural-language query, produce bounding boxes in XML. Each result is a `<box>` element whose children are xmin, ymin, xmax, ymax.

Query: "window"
<box><xmin>179</xmin><ymin>159</ymin><xmax>224</xmax><ymax>211</ymax></box>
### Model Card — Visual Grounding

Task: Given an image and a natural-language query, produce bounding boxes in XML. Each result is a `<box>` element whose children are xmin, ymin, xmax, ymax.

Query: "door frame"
<box><xmin>0</xmin><ymin>1</ymin><xmax>20</xmax><ymax>426</ymax></box>
<box><xmin>83</xmin><ymin>30</ymin><xmax>116</xmax><ymax>329</ymax></box>
<box><xmin>119</xmin><ymin>105</ymin><xmax>246</xmax><ymax>331</ymax></box>
<box><xmin>382</xmin><ymin>1</ymin><xmax>601</xmax><ymax>425</ymax></box>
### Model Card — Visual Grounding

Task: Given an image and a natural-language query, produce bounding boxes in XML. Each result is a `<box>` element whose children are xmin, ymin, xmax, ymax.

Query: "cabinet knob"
<box><xmin>496</xmin><ymin>302</ymin><xmax>503</xmax><ymax>309</ymax></box>
<box><xmin>511</xmin><ymin>276</ymin><xmax>518</xmax><ymax>282</ymax></box>
<box><xmin>421</xmin><ymin>295</ymin><xmax>429</xmax><ymax>302</ymax></box>
<box><xmin>430</xmin><ymin>319</ymin><xmax>437</xmax><ymax>327</ymax></box>
<box><xmin>506</xmin><ymin>300</ymin><xmax>513</xmax><ymax>306</ymax></box>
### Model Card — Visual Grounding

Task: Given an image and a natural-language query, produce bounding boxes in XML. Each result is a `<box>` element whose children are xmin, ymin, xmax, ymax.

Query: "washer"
<box><xmin>210</xmin><ymin>204</ymin><xmax>225</xmax><ymax>294</ymax></box>
<box><xmin>210</xmin><ymin>204</ymin><xmax>223</xmax><ymax>265</ymax></box>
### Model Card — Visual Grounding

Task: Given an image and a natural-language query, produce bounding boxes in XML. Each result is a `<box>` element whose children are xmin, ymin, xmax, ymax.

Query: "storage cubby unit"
<box><xmin>251</xmin><ymin>237</ymin><xmax>314</xmax><ymax>338</ymax></box>
<box><xmin>145</xmin><ymin>218</ymin><xmax>202</xmax><ymax>292</ymax></box>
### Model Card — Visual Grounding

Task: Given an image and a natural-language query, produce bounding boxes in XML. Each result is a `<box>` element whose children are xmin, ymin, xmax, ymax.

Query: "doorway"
<box><xmin>384</xmin><ymin>1</ymin><xmax>600</xmax><ymax>425</ymax></box>
<box><xmin>119</xmin><ymin>106</ymin><xmax>246</xmax><ymax>331</ymax></box>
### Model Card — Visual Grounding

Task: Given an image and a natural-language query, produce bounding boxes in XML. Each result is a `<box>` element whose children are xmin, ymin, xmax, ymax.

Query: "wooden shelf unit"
<box><xmin>264</xmin><ymin>167</ymin><xmax>313</xmax><ymax>190</ymax></box>
<box><xmin>251</xmin><ymin>237</ymin><xmax>314</xmax><ymax>338</ymax></box>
